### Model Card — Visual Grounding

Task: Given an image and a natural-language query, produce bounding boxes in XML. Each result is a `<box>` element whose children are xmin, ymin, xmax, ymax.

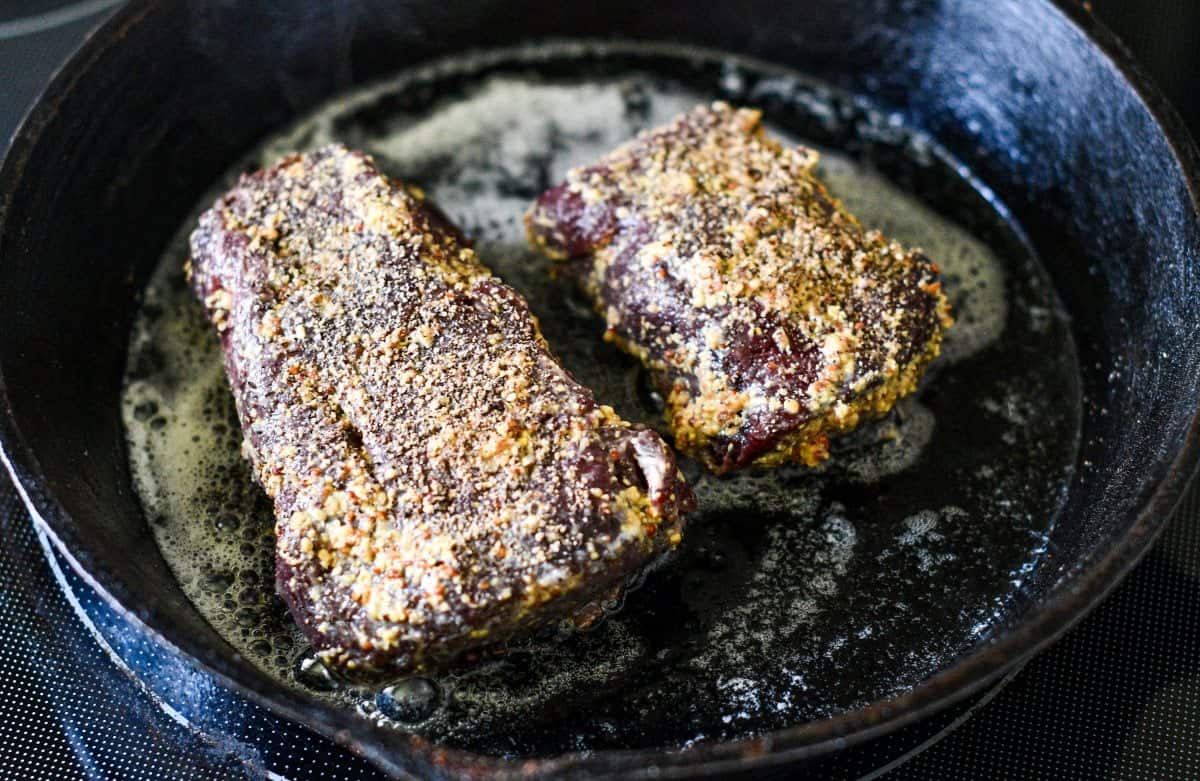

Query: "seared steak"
<box><xmin>188</xmin><ymin>145</ymin><xmax>693</xmax><ymax>677</ymax></box>
<box><xmin>527</xmin><ymin>103</ymin><xmax>952</xmax><ymax>474</ymax></box>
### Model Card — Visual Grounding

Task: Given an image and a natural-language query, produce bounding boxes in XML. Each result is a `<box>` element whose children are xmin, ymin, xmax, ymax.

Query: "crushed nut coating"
<box><xmin>188</xmin><ymin>145</ymin><xmax>693</xmax><ymax>676</ymax></box>
<box><xmin>527</xmin><ymin>103</ymin><xmax>952</xmax><ymax>473</ymax></box>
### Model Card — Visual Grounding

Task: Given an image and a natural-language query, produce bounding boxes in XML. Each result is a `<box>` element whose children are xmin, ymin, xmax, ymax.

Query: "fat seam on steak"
<box><xmin>188</xmin><ymin>145</ymin><xmax>693</xmax><ymax>676</ymax></box>
<box><xmin>527</xmin><ymin>102</ymin><xmax>953</xmax><ymax>474</ymax></box>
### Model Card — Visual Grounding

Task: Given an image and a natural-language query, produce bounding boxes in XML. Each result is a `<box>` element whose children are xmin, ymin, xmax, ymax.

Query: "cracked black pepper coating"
<box><xmin>188</xmin><ymin>145</ymin><xmax>693</xmax><ymax>677</ymax></box>
<box><xmin>527</xmin><ymin>102</ymin><xmax>953</xmax><ymax>474</ymax></box>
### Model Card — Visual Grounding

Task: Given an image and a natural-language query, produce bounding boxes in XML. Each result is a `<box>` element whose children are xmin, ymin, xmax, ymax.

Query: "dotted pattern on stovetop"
<box><xmin>2</xmin><ymin>1</ymin><xmax>1200</xmax><ymax>779</ymax></box>
<box><xmin>0</xmin><ymin>485</ymin><xmax>252</xmax><ymax>781</ymax></box>
<box><xmin>0</xmin><ymin>479</ymin><xmax>386</xmax><ymax>781</ymax></box>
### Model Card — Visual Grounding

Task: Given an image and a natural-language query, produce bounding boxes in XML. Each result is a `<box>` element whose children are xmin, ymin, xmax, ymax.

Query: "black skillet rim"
<box><xmin>0</xmin><ymin>1</ymin><xmax>1198</xmax><ymax>778</ymax></box>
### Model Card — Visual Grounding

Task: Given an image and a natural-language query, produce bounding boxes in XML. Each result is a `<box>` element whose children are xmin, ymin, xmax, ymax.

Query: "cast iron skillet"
<box><xmin>0</xmin><ymin>0</ymin><xmax>1198</xmax><ymax>778</ymax></box>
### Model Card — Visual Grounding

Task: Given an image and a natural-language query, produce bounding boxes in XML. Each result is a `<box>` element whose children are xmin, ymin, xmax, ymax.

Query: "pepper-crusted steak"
<box><xmin>188</xmin><ymin>145</ymin><xmax>693</xmax><ymax>676</ymax></box>
<box><xmin>527</xmin><ymin>103</ymin><xmax>953</xmax><ymax>474</ymax></box>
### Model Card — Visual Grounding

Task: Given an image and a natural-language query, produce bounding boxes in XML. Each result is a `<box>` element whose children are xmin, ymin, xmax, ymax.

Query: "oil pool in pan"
<box><xmin>120</xmin><ymin>42</ymin><xmax>1080</xmax><ymax>757</ymax></box>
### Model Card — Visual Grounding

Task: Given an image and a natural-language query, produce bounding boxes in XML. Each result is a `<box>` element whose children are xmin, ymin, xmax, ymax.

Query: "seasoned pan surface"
<box><xmin>122</xmin><ymin>44</ymin><xmax>1079</xmax><ymax>756</ymax></box>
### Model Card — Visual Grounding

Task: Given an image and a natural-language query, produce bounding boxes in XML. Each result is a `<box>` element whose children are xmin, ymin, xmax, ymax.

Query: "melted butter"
<box><xmin>121</xmin><ymin>42</ymin><xmax>1077</xmax><ymax>755</ymax></box>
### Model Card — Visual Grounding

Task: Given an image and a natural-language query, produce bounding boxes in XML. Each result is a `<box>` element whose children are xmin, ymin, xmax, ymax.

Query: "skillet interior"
<box><xmin>123</xmin><ymin>41</ymin><xmax>1079</xmax><ymax>755</ymax></box>
<box><xmin>1</xmin><ymin>1</ymin><xmax>1198</xmax><ymax>777</ymax></box>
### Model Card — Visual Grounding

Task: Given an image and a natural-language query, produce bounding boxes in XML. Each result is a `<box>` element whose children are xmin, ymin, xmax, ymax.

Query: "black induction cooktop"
<box><xmin>1</xmin><ymin>2</ymin><xmax>1198</xmax><ymax>779</ymax></box>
